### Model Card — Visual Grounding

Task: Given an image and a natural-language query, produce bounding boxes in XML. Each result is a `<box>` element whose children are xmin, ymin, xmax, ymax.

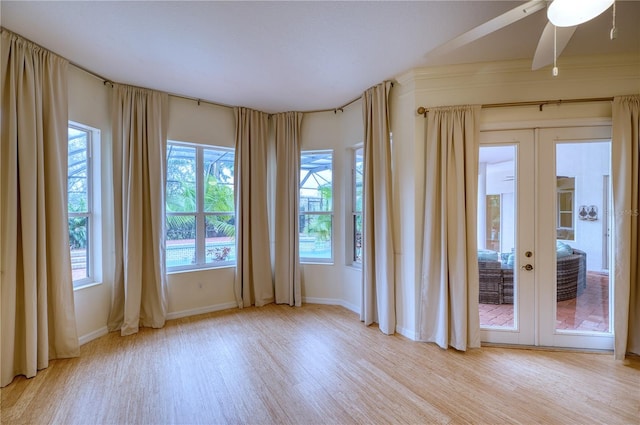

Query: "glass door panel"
<box><xmin>538</xmin><ymin>127</ymin><xmax>613</xmax><ymax>350</ymax></box>
<box><xmin>478</xmin><ymin>146</ymin><xmax>516</xmax><ymax>328</ymax></box>
<box><xmin>479</xmin><ymin>130</ymin><xmax>535</xmax><ymax>345</ymax></box>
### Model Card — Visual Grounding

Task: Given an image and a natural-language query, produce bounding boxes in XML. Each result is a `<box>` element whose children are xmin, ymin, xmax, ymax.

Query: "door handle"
<box><xmin>521</xmin><ymin>264</ymin><xmax>533</xmax><ymax>271</ymax></box>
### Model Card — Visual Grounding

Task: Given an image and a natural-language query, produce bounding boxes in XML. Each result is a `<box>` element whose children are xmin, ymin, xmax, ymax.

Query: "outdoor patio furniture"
<box><xmin>478</xmin><ymin>248</ymin><xmax>587</xmax><ymax>304</ymax></box>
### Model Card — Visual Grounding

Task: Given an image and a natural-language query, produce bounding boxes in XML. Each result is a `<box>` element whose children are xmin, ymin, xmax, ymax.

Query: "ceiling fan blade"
<box><xmin>427</xmin><ymin>0</ymin><xmax>547</xmax><ymax>58</ymax></box>
<box><xmin>532</xmin><ymin>22</ymin><xmax>577</xmax><ymax>70</ymax></box>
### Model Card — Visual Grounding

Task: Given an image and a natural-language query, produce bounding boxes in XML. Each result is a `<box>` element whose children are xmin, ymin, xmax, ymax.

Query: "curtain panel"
<box><xmin>361</xmin><ymin>82</ymin><xmax>396</xmax><ymax>335</ymax></box>
<box><xmin>418</xmin><ymin>105</ymin><xmax>481</xmax><ymax>351</ymax></box>
<box><xmin>274</xmin><ymin>112</ymin><xmax>303</xmax><ymax>306</ymax></box>
<box><xmin>612</xmin><ymin>95</ymin><xmax>640</xmax><ymax>359</ymax></box>
<box><xmin>1</xmin><ymin>30</ymin><xmax>80</xmax><ymax>387</ymax></box>
<box><xmin>108</xmin><ymin>84</ymin><xmax>169</xmax><ymax>336</ymax></box>
<box><xmin>234</xmin><ymin>107</ymin><xmax>274</xmax><ymax>307</ymax></box>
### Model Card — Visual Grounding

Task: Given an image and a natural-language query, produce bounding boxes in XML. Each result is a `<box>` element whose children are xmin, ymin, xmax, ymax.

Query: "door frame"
<box><xmin>479</xmin><ymin>125</ymin><xmax>614</xmax><ymax>350</ymax></box>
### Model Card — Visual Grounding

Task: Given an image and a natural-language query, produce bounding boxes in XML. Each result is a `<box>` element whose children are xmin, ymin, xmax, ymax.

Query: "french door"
<box><xmin>478</xmin><ymin>126</ymin><xmax>613</xmax><ymax>350</ymax></box>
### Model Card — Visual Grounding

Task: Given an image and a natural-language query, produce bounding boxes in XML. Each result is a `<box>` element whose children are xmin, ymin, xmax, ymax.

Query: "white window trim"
<box><xmin>166</xmin><ymin>141</ymin><xmax>235</xmax><ymax>272</ymax></box>
<box><xmin>300</xmin><ymin>149</ymin><xmax>334</xmax><ymax>264</ymax></box>
<box><xmin>69</xmin><ymin>121</ymin><xmax>102</xmax><ymax>290</ymax></box>
<box><xmin>557</xmin><ymin>189</ymin><xmax>574</xmax><ymax>229</ymax></box>
<box><xmin>347</xmin><ymin>145</ymin><xmax>363</xmax><ymax>267</ymax></box>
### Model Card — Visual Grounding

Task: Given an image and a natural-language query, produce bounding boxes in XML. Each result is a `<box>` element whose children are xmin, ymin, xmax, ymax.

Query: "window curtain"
<box><xmin>361</xmin><ymin>82</ymin><xmax>396</xmax><ymax>335</ymax></box>
<box><xmin>1</xmin><ymin>30</ymin><xmax>80</xmax><ymax>387</ymax></box>
<box><xmin>234</xmin><ymin>107</ymin><xmax>274</xmax><ymax>307</ymax></box>
<box><xmin>418</xmin><ymin>105</ymin><xmax>481</xmax><ymax>351</ymax></box>
<box><xmin>612</xmin><ymin>95</ymin><xmax>640</xmax><ymax>359</ymax></box>
<box><xmin>108</xmin><ymin>84</ymin><xmax>168</xmax><ymax>336</ymax></box>
<box><xmin>274</xmin><ymin>112</ymin><xmax>302</xmax><ymax>306</ymax></box>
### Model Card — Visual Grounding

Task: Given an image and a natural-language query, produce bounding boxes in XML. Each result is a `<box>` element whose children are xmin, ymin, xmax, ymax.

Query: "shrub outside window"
<box><xmin>300</xmin><ymin>150</ymin><xmax>333</xmax><ymax>263</ymax></box>
<box><xmin>166</xmin><ymin>142</ymin><xmax>235</xmax><ymax>270</ymax></box>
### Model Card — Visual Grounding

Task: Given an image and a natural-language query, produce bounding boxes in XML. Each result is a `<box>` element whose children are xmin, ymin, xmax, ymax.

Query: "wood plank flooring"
<box><xmin>2</xmin><ymin>304</ymin><xmax>639</xmax><ymax>424</ymax></box>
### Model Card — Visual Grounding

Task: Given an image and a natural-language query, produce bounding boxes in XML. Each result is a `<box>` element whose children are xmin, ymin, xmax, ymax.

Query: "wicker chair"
<box><xmin>478</xmin><ymin>260</ymin><xmax>503</xmax><ymax>304</ymax></box>
<box><xmin>479</xmin><ymin>249</ymin><xmax>587</xmax><ymax>304</ymax></box>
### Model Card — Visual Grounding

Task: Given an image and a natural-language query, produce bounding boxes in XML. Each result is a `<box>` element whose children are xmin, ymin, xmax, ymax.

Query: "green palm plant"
<box><xmin>203</xmin><ymin>174</ymin><xmax>235</xmax><ymax>238</ymax></box>
<box><xmin>165</xmin><ymin>174</ymin><xmax>235</xmax><ymax>240</ymax></box>
<box><xmin>305</xmin><ymin>184</ymin><xmax>332</xmax><ymax>241</ymax></box>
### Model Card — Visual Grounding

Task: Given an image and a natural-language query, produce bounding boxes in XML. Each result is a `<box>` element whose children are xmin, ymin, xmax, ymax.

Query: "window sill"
<box><xmin>167</xmin><ymin>264</ymin><xmax>235</xmax><ymax>275</ymax></box>
<box><xmin>73</xmin><ymin>281</ymin><xmax>102</xmax><ymax>291</ymax></box>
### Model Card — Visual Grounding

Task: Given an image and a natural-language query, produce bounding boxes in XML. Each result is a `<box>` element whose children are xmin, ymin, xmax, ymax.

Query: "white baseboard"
<box><xmin>304</xmin><ymin>297</ymin><xmax>417</xmax><ymax>339</ymax></box>
<box><xmin>166</xmin><ymin>301</ymin><xmax>238</xmax><ymax>320</ymax></box>
<box><xmin>302</xmin><ymin>297</ymin><xmax>360</xmax><ymax>314</ymax></box>
<box><xmin>78</xmin><ymin>326</ymin><xmax>108</xmax><ymax>346</ymax></box>
<box><xmin>395</xmin><ymin>325</ymin><xmax>418</xmax><ymax>341</ymax></box>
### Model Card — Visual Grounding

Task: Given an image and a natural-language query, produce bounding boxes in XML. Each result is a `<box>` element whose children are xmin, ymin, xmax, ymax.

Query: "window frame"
<box><xmin>68</xmin><ymin>121</ymin><xmax>101</xmax><ymax>289</ymax></box>
<box><xmin>166</xmin><ymin>141</ymin><xmax>236</xmax><ymax>272</ymax></box>
<box><xmin>557</xmin><ymin>186</ymin><xmax>575</xmax><ymax>241</ymax></box>
<box><xmin>349</xmin><ymin>146</ymin><xmax>364</xmax><ymax>267</ymax></box>
<box><xmin>299</xmin><ymin>149</ymin><xmax>334</xmax><ymax>264</ymax></box>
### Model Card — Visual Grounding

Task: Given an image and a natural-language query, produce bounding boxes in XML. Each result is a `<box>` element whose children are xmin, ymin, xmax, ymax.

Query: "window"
<box><xmin>166</xmin><ymin>142</ymin><xmax>235</xmax><ymax>270</ymax></box>
<box><xmin>68</xmin><ymin>122</ymin><xmax>100</xmax><ymax>287</ymax></box>
<box><xmin>352</xmin><ymin>147</ymin><xmax>364</xmax><ymax>264</ymax></box>
<box><xmin>557</xmin><ymin>177</ymin><xmax>575</xmax><ymax>240</ymax></box>
<box><xmin>299</xmin><ymin>151</ymin><xmax>333</xmax><ymax>262</ymax></box>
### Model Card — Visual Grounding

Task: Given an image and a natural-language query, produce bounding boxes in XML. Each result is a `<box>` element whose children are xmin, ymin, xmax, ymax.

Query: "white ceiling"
<box><xmin>2</xmin><ymin>1</ymin><xmax>639</xmax><ymax>113</ymax></box>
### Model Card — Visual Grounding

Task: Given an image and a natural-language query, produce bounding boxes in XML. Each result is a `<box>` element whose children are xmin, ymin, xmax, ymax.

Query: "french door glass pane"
<box><xmin>478</xmin><ymin>145</ymin><xmax>516</xmax><ymax>329</ymax></box>
<box><xmin>555</xmin><ymin>142</ymin><xmax>611</xmax><ymax>333</ymax></box>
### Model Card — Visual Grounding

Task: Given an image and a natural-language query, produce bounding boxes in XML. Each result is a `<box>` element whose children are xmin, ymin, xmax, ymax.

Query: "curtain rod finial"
<box><xmin>417</xmin><ymin>106</ymin><xmax>426</xmax><ymax>116</ymax></box>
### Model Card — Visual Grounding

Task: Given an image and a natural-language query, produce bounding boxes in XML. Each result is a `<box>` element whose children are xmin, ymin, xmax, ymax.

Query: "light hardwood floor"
<box><xmin>2</xmin><ymin>304</ymin><xmax>639</xmax><ymax>424</ymax></box>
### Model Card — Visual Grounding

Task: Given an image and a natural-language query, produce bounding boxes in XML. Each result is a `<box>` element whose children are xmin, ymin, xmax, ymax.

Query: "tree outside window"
<box><xmin>68</xmin><ymin>125</ymin><xmax>91</xmax><ymax>285</ymax></box>
<box><xmin>166</xmin><ymin>143</ymin><xmax>235</xmax><ymax>270</ymax></box>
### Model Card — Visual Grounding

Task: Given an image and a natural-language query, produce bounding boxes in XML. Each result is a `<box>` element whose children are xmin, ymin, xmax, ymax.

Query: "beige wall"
<box><xmin>68</xmin><ymin>66</ymin><xmax>113</xmax><ymax>343</ymax></box>
<box><xmin>165</xmin><ymin>97</ymin><xmax>237</xmax><ymax>318</ymax></box>
<box><xmin>69</xmin><ymin>52</ymin><xmax>639</xmax><ymax>344</ymax></box>
<box><xmin>68</xmin><ymin>73</ymin><xmax>365</xmax><ymax>342</ymax></box>
<box><xmin>390</xmin><ymin>53</ymin><xmax>640</xmax><ymax>338</ymax></box>
<box><xmin>300</xmin><ymin>101</ymin><xmax>364</xmax><ymax>313</ymax></box>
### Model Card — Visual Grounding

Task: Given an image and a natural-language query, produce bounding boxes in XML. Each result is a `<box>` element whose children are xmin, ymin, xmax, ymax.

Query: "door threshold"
<box><xmin>481</xmin><ymin>342</ymin><xmax>613</xmax><ymax>355</ymax></box>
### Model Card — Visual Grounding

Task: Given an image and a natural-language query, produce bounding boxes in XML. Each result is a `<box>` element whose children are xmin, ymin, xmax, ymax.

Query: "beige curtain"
<box><xmin>361</xmin><ymin>82</ymin><xmax>396</xmax><ymax>335</ymax></box>
<box><xmin>234</xmin><ymin>107</ymin><xmax>274</xmax><ymax>307</ymax></box>
<box><xmin>612</xmin><ymin>95</ymin><xmax>640</xmax><ymax>359</ymax></box>
<box><xmin>274</xmin><ymin>112</ymin><xmax>303</xmax><ymax>306</ymax></box>
<box><xmin>1</xmin><ymin>30</ymin><xmax>80</xmax><ymax>387</ymax></box>
<box><xmin>108</xmin><ymin>84</ymin><xmax>168</xmax><ymax>336</ymax></box>
<box><xmin>419</xmin><ymin>105</ymin><xmax>481</xmax><ymax>351</ymax></box>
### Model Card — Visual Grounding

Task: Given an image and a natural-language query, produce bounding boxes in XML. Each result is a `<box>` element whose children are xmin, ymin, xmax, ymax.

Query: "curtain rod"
<box><xmin>416</xmin><ymin>97</ymin><xmax>614</xmax><ymax>116</ymax></box>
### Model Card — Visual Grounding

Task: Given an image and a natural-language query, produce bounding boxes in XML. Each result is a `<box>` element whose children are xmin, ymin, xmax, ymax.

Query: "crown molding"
<box><xmin>395</xmin><ymin>53</ymin><xmax>640</xmax><ymax>86</ymax></box>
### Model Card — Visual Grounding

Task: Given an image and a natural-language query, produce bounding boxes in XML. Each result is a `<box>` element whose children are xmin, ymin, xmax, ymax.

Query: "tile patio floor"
<box><xmin>479</xmin><ymin>271</ymin><xmax>610</xmax><ymax>332</ymax></box>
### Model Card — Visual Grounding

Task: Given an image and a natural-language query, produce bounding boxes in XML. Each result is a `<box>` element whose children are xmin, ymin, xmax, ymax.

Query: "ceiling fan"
<box><xmin>429</xmin><ymin>0</ymin><xmax>617</xmax><ymax>74</ymax></box>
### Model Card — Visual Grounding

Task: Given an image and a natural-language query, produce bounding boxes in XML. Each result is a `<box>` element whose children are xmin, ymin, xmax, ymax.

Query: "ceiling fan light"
<box><xmin>547</xmin><ymin>0</ymin><xmax>614</xmax><ymax>27</ymax></box>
